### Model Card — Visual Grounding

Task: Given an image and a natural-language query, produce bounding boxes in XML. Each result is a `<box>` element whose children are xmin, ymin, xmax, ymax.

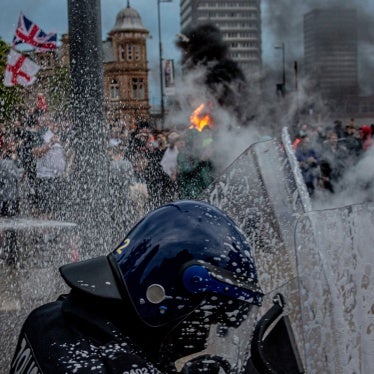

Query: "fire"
<box><xmin>189</xmin><ymin>103</ymin><xmax>215</xmax><ymax>132</ymax></box>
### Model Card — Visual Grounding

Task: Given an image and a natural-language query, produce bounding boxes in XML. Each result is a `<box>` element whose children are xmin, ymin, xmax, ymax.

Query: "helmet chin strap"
<box><xmin>172</xmin><ymin>324</ymin><xmax>234</xmax><ymax>374</ymax></box>
<box><xmin>175</xmin><ymin>352</ymin><xmax>233</xmax><ymax>373</ymax></box>
<box><xmin>174</xmin><ymin>348</ymin><xmax>211</xmax><ymax>372</ymax></box>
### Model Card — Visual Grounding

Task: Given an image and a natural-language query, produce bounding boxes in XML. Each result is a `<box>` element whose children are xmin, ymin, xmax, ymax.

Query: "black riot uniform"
<box><xmin>10</xmin><ymin>291</ymin><xmax>164</xmax><ymax>373</ymax></box>
<box><xmin>10</xmin><ymin>201</ymin><xmax>264</xmax><ymax>373</ymax></box>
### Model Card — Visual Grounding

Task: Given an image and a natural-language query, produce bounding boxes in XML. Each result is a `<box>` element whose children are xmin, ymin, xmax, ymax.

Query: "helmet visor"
<box><xmin>182</xmin><ymin>261</ymin><xmax>263</xmax><ymax>306</ymax></box>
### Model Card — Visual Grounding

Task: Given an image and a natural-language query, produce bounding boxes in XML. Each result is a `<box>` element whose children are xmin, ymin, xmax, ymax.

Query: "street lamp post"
<box><xmin>67</xmin><ymin>0</ymin><xmax>111</xmax><ymax>253</ymax></box>
<box><xmin>157</xmin><ymin>0</ymin><xmax>172</xmax><ymax>120</ymax></box>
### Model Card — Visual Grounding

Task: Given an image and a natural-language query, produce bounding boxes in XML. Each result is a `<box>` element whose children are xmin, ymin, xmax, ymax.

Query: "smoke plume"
<box><xmin>166</xmin><ymin>3</ymin><xmax>374</xmax><ymax>209</ymax></box>
<box><xmin>175</xmin><ymin>22</ymin><xmax>254</xmax><ymax>127</ymax></box>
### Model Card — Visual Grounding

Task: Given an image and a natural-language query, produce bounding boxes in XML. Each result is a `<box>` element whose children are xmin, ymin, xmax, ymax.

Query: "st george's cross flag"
<box><xmin>3</xmin><ymin>49</ymin><xmax>40</xmax><ymax>87</ymax></box>
<box><xmin>12</xmin><ymin>12</ymin><xmax>57</xmax><ymax>51</ymax></box>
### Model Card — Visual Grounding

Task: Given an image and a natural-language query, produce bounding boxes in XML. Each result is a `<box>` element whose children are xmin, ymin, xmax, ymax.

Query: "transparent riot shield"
<box><xmin>200</xmin><ymin>131</ymin><xmax>373</xmax><ymax>373</ymax></box>
<box><xmin>200</xmin><ymin>135</ymin><xmax>310</xmax><ymax>372</ymax></box>
<box><xmin>295</xmin><ymin>204</ymin><xmax>374</xmax><ymax>374</ymax></box>
<box><xmin>175</xmin><ymin>291</ymin><xmax>305</xmax><ymax>374</ymax></box>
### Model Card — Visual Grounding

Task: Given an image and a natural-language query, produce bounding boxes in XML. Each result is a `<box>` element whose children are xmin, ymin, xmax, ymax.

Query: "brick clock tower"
<box><xmin>103</xmin><ymin>1</ymin><xmax>150</xmax><ymax>129</ymax></box>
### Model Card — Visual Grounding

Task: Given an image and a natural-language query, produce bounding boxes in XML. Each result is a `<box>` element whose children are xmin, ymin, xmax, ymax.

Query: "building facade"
<box><xmin>180</xmin><ymin>0</ymin><xmax>262</xmax><ymax>74</ymax></box>
<box><xmin>304</xmin><ymin>8</ymin><xmax>359</xmax><ymax>101</ymax></box>
<box><xmin>24</xmin><ymin>3</ymin><xmax>150</xmax><ymax>130</ymax></box>
<box><xmin>103</xmin><ymin>4</ymin><xmax>150</xmax><ymax>128</ymax></box>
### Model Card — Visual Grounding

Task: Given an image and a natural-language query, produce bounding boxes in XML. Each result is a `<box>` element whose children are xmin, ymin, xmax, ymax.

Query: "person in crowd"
<box><xmin>315</xmin><ymin>124</ymin><xmax>327</xmax><ymax>142</ymax></box>
<box><xmin>126</xmin><ymin>123</ymin><xmax>152</xmax><ymax>217</ymax></box>
<box><xmin>31</xmin><ymin>113</ymin><xmax>67</xmax><ymax>218</ymax></box>
<box><xmin>318</xmin><ymin>159</ymin><xmax>335</xmax><ymax>193</ymax></box>
<box><xmin>156</xmin><ymin>132</ymin><xmax>167</xmax><ymax>152</ymax></box>
<box><xmin>0</xmin><ymin>135</ymin><xmax>22</xmax><ymax>216</ymax></box>
<box><xmin>142</xmin><ymin>147</ymin><xmax>177</xmax><ymax>209</ymax></box>
<box><xmin>295</xmin><ymin>134</ymin><xmax>320</xmax><ymax>196</ymax></box>
<box><xmin>320</xmin><ymin>130</ymin><xmax>348</xmax><ymax>191</ymax></box>
<box><xmin>108</xmin><ymin>144</ymin><xmax>136</xmax><ymax>240</ymax></box>
<box><xmin>126</xmin><ymin>120</ymin><xmax>152</xmax><ymax>155</ymax></box>
<box><xmin>160</xmin><ymin>131</ymin><xmax>180</xmax><ymax>182</ymax></box>
<box><xmin>359</xmin><ymin>125</ymin><xmax>373</xmax><ymax>152</ymax></box>
<box><xmin>340</xmin><ymin>122</ymin><xmax>362</xmax><ymax>166</ymax></box>
<box><xmin>292</xmin><ymin>123</ymin><xmax>310</xmax><ymax>150</ymax></box>
<box><xmin>16</xmin><ymin>115</ymin><xmax>44</xmax><ymax>188</ymax></box>
<box><xmin>10</xmin><ymin>200</ymin><xmax>263</xmax><ymax>373</ymax></box>
<box><xmin>310</xmin><ymin>124</ymin><xmax>329</xmax><ymax>155</ymax></box>
<box><xmin>348</xmin><ymin>118</ymin><xmax>356</xmax><ymax>130</ymax></box>
<box><xmin>150</xmin><ymin>131</ymin><xmax>167</xmax><ymax>164</ymax></box>
<box><xmin>333</xmin><ymin>119</ymin><xmax>345</xmax><ymax>139</ymax></box>
<box><xmin>108</xmin><ymin>144</ymin><xmax>134</xmax><ymax>176</ymax></box>
<box><xmin>1</xmin><ymin>135</ymin><xmax>21</xmax><ymax>166</ymax></box>
<box><xmin>107</xmin><ymin>124</ymin><xmax>125</xmax><ymax>149</ymax></box>
<box><xmin>176</xmin><ymin>128</ymin><xmax>214</xmax><ymax>199</ymax></box>
<box><xmin>298</xmin><ymin>123</ymin><xmax>310</xmax><ymax>138</ymax></box>
<box><xmin>127</xmin><ymin>121</ymin><xmax>177</xmax><ymax>209</ymax></box>
<box><xmin>13</xmin><ymin>120</ymin><xmax>26</xmax><ymax>145</ymax></box>
<box><xmin>128</xmin><ymin>150</ymin><xmax>150</xmax><ymax>219</ymax></box>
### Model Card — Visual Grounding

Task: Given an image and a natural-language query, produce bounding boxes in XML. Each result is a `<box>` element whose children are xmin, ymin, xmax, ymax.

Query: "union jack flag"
<box><xmin>3</xmin><ymin>49</ymin><xmax>40</xmax><ymax>87</ymax></box>
<box><xmin>12</xmin><ymin>12</ymin><xmax>57</xmax><ymax>51</ymax></box>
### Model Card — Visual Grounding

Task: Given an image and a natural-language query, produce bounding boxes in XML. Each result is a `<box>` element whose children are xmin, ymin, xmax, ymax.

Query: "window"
<box><xmin>127</xmin><ymin>45</ymin><xmax>133</xmax><ymax>61</ymax></box>
<box><xmin>110</xmin><ymin>79</ymin><xmax>120</xmax><ymax>100</ymax></box>
<box><xmin>120</xmin><ymin>44</ymin><xmax>142</xmax><ymax>62</ymax></box>
<box><xmin>134</xmin><ymin>45</ymin><xmax>141</xmax><ymax>61</ymax></box>
<box><xmin>132</xmin><ymin>78</ymin><xmax>145</xmax><ymax>99</ymax></box>
<box><xmin>119</xmin><ymin>46</ymin><xmax>126</xmax><ymax>61</ymax></box>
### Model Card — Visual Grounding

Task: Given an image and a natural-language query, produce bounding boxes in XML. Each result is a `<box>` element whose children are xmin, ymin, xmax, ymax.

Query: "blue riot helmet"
<box><xmin>60</xmin><ymin>200</ymin><xmax>263</xmax><ymax>371</ymax></box>
<box><xmin>112</xmin><ymin>200</ymin><xmax>263</xmax><ymax>327</ymax></box>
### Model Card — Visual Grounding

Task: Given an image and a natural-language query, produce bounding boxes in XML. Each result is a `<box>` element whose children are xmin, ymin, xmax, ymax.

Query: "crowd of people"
<box><xmin>292</xmin><ymin>119</ymin><xmax>374</xmax><ymax>197</ymax></box>
<box><xmin>3</xmin><ymin>106</ymin><xmax>373</xmax><ymax>223</ymax></box>
<box><xmin>106</xmin><ymin>119</ymin><xmax>215</xmax><ymax>219</ymax></box>
<box><xmin>0</xmin><ymin>109</ymin><xmax>215</xmax><ymax>226</ymax></box>
<box><xmin>0</xmin><ymin>109</ymin><xmax>68</xmax><ymax>217</ymax></box>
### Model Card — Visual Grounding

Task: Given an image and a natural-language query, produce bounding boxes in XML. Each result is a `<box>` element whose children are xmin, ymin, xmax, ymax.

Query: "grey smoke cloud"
<box><xmin>261</xmin><ymin>0</ymin><xmax>374</xmax><ymax>208</ymax></box>
<box><xmin>163</xmin><ymin>2</ymin><xmax>374</xmax><ymax>210</ymax></box>
<box><xmin>313</xmin><ymin>146</ymin><xmax>374</xmax><ymax>209</ymax></box>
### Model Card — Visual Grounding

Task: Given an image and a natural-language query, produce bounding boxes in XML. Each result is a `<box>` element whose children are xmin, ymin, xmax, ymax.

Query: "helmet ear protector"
<box><xmin>182</xmin><ymin>261</ymin><xmax>263</xmax><ymax>306</ymax></box>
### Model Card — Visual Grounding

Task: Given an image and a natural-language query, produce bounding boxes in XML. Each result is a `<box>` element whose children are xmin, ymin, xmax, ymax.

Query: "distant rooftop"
<box><xmin>111</xmin><ymin>4</ymin><xmax>147</xmax><ymax>32</ymax></box>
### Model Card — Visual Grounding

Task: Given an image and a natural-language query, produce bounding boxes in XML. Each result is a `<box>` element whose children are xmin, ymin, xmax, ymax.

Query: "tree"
<box><xmin>45</xmin><ymin>66</ymin><xmax>71</xmax><ymax>119</ymax></box>
<box><xmin>0</xmin><ymin>37</ymin><xmax>23</xmax><ymax>128</ymax></box>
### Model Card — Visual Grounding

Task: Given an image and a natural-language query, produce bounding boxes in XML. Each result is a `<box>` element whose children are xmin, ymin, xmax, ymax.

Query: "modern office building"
<box><xmin>180</xmin><ymin>0</ymin><xmax>262</xmax><ymax>73</ymax></box>
<box><xmin>304</xmin><ymin>8</ymin><xmax>359</xmax><ymax>100</ymax></box>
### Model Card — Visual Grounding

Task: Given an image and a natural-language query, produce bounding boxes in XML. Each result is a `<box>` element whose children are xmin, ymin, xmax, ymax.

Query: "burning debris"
<box><xmin>176</xmin><ymin>23</ymin><xmax>252</xmax><ymax>127</ymax></box>
<box><xmin>189</xmin><ymin>102</ymin><xmax>215</xmax><ymax>132</ymax></box>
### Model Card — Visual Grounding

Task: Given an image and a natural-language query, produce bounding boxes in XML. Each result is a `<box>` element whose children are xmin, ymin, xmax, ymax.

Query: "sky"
<box><xmin>0</xmin><ymin>0</ymin><xmax>274</xmax><ymax>106</ymax></box>
<box><xmin>1</xmin><ymin>0</ymin><xmax>374</xmax><ymax>102</ymax></box>
<box><xmin>0</xmin><ymin>0</ymin><xmax>282</xmax><ymax>103</ymax></box>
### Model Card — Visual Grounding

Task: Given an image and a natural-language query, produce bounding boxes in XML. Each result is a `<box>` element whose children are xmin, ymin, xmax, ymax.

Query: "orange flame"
<box><xmin>189</xmin><ymin>103</ymin><xmax>214</xmax><ymax>132</ymax></box>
